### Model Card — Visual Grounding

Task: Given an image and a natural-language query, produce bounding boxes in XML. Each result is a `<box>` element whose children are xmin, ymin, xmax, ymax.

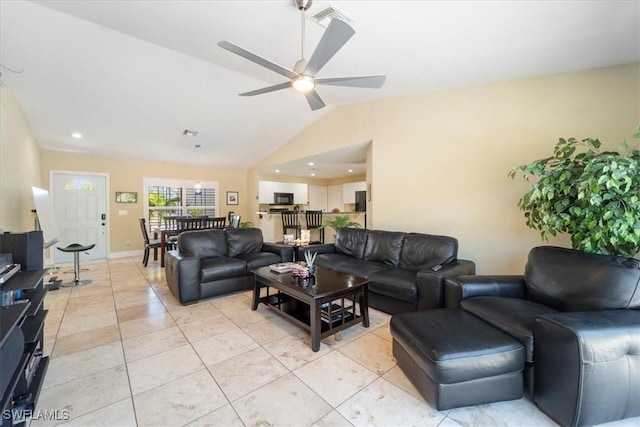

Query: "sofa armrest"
<box><xmin>533</xmin><ymin>310</ymin><xmax>640</xmax><ymax>427</ymax></box>
<box><xmin>165</xmin><ymin>250</ymin><xmax>202</xmax><ymax>305</ymax></box>
<box><xmin>415</xmin><ymin>259</ymin><xmax>476</xmax><ymax>310</ymax></box>
<box><xmin>443</xmin><ymin>275</ymin><xmax>526</xmax><ymax>308</ymax></box>
<box><xmin>298</xmin><ymin>244</ymin><xmax>336</xmax><ymax>257</ymax></box>
<box><xmin>262</xmin><ymin>242</ymin><xmax>294</xmax><ymax>262</ymax></box>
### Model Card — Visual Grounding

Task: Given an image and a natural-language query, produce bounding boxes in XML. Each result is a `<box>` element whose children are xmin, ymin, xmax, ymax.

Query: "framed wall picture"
<box><xmin>115</xmin><ymin>191</ymin><xmax>137</xmax><ymax>203</ymax></box>
<box><xmin>227</xmin><ymin>191</ymin><xmax>239</xmax><ymax>205</ymax></box>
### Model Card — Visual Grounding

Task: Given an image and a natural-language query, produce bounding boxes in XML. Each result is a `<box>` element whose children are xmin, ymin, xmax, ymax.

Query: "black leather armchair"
<box><xmin>444</xmin><ymin>246</ymin><xmax>640</xmax><ymax>426</ymax></box>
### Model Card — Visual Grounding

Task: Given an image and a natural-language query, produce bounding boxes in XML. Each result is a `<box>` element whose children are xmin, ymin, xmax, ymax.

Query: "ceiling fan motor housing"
<box><xmin>294</xmin><ymin>0</ymin><xmax>313</xmax><ymax>11</ymax></box>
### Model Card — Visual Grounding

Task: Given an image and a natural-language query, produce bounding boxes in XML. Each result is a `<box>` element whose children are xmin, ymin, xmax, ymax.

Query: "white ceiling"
<box><xmin>1</xmin><ymin>1</ymin><xmax>638</xmax><ymax>178</ymax></box>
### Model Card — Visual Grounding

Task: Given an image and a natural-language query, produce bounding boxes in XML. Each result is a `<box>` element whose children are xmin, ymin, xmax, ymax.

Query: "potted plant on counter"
<box><xmin>509</xmin><ymin>125</ymin><xmax>640</xmax><ymax>257</ymax></box>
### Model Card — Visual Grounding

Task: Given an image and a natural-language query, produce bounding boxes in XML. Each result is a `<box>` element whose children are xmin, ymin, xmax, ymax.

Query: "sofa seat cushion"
<box><xmin>461</xmin><ymin>297</ymin><xmax>559</xmax><ymax>362</ymax></box>
<box><xmin>369</xmin><ymin>268</ymin><xmax>418</xmax><ymax>304</ymax></box>
<box><xmin>316</xmin><ymin>253</ymin><xmax>391</xmax><ymax>278</ymax></box>
<box><xmin>236</xmin><ymin>252</ymin><xmax>282</xmax><ymax>271</ymax></box>
<box><xmin>200</xmin><ymin>257</ymin><xmax>247</xmax><ymax>282</ymax></box>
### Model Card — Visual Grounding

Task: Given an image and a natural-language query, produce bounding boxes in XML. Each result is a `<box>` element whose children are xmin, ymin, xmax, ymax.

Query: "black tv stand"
<box><xmin>0</xmin><ymin>232</ymin><xmax>49</xmax><ymax>426</ymax></box>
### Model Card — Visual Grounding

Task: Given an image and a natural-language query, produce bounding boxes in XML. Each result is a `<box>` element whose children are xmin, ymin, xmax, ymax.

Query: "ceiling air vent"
<box><xmin>310</xmin><ymin>4</ymin><xmax>354</xmax><ymax>28</ymax></box>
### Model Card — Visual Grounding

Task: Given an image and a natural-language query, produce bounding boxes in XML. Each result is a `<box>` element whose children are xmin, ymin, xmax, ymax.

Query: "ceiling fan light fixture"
<box><xmin>292</xmin><ymin>75</ymin><xmax>315</xmax><ymax>92</ymax></box>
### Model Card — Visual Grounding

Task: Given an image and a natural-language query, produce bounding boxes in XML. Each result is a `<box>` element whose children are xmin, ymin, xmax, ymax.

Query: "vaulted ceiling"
<box><xmin>1</xmin><ymin>1</ymin><xmax>638</xmax><ymax>177</ymax></box>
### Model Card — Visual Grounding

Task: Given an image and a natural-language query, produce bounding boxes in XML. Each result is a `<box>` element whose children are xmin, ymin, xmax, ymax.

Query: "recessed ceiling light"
<box><xmin>311</xmin><ymin>173</ymin><xmax>316</xmax><ymax>177</ymax></box>
<box><xmin>71</xmin><ymin>132</ymin><xmax>82</xmax><ymax>139</ymax></box>
<box><xmin>348</xmin><ymin>169</ymin><xmax>354</xmax><ymax>173</ymax></box>
<box><xmin>308</xmin><ymin>162</ymin><xmax>314</xmax><ymax>166</ymax></box>
<box><xmin>275</xmin><ymin>169</ymin><xmax>280</xmax><ymax>173</ymax></box>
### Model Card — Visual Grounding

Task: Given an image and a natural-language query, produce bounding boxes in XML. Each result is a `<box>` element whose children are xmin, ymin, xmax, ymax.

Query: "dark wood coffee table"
<box><xmin>251</xmin><ymin>265</ymin><xmax>370</xmax><ymax>351</ymax></box>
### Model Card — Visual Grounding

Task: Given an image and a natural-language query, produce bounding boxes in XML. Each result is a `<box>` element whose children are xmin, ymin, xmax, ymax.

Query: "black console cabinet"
<box><xmin>0</xmin><ymin>232</ymin><xmax>49</xmax><ymax>426</ymax></box>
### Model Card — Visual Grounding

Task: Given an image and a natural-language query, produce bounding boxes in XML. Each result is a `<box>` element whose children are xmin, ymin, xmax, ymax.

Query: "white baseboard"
<box><xmin>44</xmin><ymin>250</ymin><xmax>144</xmax><ymax>264</ymax></box>
<box><xmin>109</xmin><ymin>250</ymin><xmax>143</xmax><ymax>259</ymax></box>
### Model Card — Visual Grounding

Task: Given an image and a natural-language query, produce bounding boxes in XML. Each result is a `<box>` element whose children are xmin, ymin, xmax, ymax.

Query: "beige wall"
<box><xmin>0</xmin><ymin>89</ymin><xmax>42</xmax><ymax>232</ymax></box>
<box><xmin>40</xmin><ymin>151</ymin><xmax>248</xmax><ymax>255</ymax></box>
<box><xmin>252</xmin><ymin>64</ymin><xmax>640</xmax><ymax>274</ymax></box>
<box><xmin>4</xmin><ymin>64</ymin><xmax>638</xmax><ymax>268</ymax></box>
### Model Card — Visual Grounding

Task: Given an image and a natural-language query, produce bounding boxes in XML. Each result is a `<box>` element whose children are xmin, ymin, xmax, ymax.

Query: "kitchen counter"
<box><xmin>255</xmin><ymin>211</ymin><xmax>366</xmax><ymax>243</ymax></box>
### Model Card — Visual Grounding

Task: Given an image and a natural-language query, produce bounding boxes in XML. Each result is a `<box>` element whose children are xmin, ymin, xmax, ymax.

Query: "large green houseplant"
<box><xmin>508</xmin><ymin>125</ymin><xmax>640</xmax><ymax>258</ymax></box>
<box><xmin>323</xmin><ymin>215</ymin><xmax>361</xmax><ymax>233</ymax></box>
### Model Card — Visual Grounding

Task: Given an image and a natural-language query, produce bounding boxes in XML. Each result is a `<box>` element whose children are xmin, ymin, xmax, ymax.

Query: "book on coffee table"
<box><xmin>269</xmin><ymin>262</ymin><xmax>298</xmax><ymax>273</ymax></box>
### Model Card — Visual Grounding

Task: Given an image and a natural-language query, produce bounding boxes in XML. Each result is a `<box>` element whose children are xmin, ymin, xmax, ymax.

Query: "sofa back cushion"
<box><xmin>225</xmin><ymin>228</ymin><xmax>264</xmax><ymax>257</ymax></box>
<box><xmin>525</xmin><ymin>246</ymin><xmax>640</xmax><ymax>311</ymax></box>
<box><xmin>178</xmin><ymin>229</ymin><xmax>227</xmax><ymax>258</ymax></box>
<box><xmin>335</xmin><ymin>228</ymin><xmax>369</xmax><ymax>260</ymax></box>
<box><xmin>364</xmin><ymin>230</ymin><xmax>405</xmax><ymax>265</ymax></box>
<box><xmin>399</xmin><ymin>233</ymin><xmax>458</xmax><ymax>270</ymax></box>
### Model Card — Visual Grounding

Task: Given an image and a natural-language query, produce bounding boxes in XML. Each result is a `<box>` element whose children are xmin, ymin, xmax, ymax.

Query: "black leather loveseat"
<box><xmin>165</xmin><ymin>228</ymin><xmax>293</xmax><ymax>304</ymax></box>
<box><xmin>299</xmin><ymin>228</ymin><xmax>475</xmax><ymax>314</ymax></box>
<box><xmin>391</xmin><ymin>246</ymin><xmax>640</xmax><ymax>426</ymax></box>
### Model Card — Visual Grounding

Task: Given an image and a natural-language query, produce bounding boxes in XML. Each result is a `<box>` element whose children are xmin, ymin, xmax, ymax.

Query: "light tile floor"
<box><xmin>30</xmin><ymin>257</ymin><xmax>639</xmax><ymax>427</ymax></box>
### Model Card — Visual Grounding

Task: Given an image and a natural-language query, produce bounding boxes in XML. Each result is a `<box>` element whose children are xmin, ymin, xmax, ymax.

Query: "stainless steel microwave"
<box><xmin>274</xmin><ymin>192</ymin><xmax>294</xmax><ymax>205</ymax></box>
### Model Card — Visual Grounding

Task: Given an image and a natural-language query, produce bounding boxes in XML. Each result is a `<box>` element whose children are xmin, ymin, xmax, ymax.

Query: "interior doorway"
<box><xmin>51</xmin><ymin>171</ymin><xmax>108</xmax><ymax>263</ymax></box>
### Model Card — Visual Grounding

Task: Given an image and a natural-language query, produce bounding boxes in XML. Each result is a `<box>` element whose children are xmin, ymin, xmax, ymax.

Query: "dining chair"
<box><xmin>163</xmin><ymin>215</ymin><xmax>180</xmax><ymax>250</ymax></box>
<box><xmin>281</xmin><ymin>211</ymin><xmax>301</xmax><ymax>239</ymax></box>
<box><xmin>305</xmin><ymin>210</ymin><xmax>324</xmax><ymax>243</ymax></box>
<box><xmin>212</xmin><ymin>217</ymin><xmax>227</xmax><ymax>229</ymax></box>
<box><xmin>139</xmin><ymin>217</ymin><xmax>161</xmax><ymax>266</ymax></box>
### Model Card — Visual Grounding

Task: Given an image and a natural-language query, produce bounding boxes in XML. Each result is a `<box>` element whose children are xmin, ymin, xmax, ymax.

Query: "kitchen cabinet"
<box><xmin>258</xmin><ymin>181</ymin><xmax>308</xmax><ymax>205</ymax></box>
<box><xmin>342</xmin><ymin>181</ymin><xmax>366</xmax><ymax>204</ymax></box>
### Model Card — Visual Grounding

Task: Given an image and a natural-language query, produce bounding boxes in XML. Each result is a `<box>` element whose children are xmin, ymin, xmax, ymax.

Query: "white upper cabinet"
<box><xmin>342</xmin><ymin>181</ymin><xmax>367</xmax><ymax>203</ymax></box>
<box><xmin>258</xmin><ymin>181</ymin><xmax>308</xmax><ymax>204</ymax></box>
<box><xmin>292</xmin><ymin>183</ymin><xmax>308</xmax><ymax>204</ymax></box>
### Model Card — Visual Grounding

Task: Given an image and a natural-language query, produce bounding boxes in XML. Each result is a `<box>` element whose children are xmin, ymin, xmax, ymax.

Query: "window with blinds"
<box><xmin>143</xmin><ymin>179</ymin><xmax>219</xmax><ymax>230</ymax></box>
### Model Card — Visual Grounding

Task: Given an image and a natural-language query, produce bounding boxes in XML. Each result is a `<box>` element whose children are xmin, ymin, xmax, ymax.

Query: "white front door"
<box><xmin>52</xmin><ymin>172</ymin><xmax>108</xmax><ymax>263</ymax></box>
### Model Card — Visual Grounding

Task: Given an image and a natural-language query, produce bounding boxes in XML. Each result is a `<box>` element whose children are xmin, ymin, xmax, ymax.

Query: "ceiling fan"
<box><xmin>217</xmin><ymin>0</ymin><xmax>385</xmax><ymax>111</ymax></box>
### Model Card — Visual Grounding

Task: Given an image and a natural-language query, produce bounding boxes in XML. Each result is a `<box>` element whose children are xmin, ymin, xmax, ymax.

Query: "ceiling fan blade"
<box><xmin>315</xmin><ymin>75</ymin><xmax>386</xmax><ymax>89</ymax></box>
<box><xmin>218</xmin><ymin>40</ymin><xmax>298</xmax><ymax>80</ymax></box>
<box><xmin>304</xmin><ymin>19</ymin><xmax>355</xmax><ymax>76</ymax></box>
<box><xmin>304</xmin><ymin>90</ymin><xmax>326</xmax><ymax>111</ymax></box>
<box><xmin>239</xmin><ymin>82</ymin><xmax>292</xmax><ymax>96</ymax></box>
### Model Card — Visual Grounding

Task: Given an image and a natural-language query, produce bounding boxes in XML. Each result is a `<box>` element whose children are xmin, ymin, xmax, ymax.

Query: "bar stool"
<box><xmin>281</xmin><ymin>211</ymin><xmax>301</xmax><ymax>239</ymax></box>
<box><xmin>305</xmin><ymin>210</ymin><xmax>324</xmax><ymax>244</ymax></box>
<box><xmin>57</xmin><ymin>243</ymin><xmax>95</xmax><ymax>287</ymax></box>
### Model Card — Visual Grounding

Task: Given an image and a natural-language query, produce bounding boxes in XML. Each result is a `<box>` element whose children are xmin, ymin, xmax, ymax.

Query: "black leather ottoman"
<box><xmin>390</xmin><ymin>309</ymin><xmax>525</xmax><ymax>410</ymax></box>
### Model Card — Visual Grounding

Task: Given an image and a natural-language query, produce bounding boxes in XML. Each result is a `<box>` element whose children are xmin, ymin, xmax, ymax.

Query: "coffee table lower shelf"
<box><xmin>258</xmin><ymin>292</ymin><xmax>365</xmax><ymax>351</ymax></box>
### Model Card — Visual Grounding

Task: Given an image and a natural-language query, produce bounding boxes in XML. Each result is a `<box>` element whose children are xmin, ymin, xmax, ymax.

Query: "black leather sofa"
<box><xmin>391</xmin><ymin>246</ymin><xmax>640</xmax><ymax>426</ymax></box>
<box><xmin>165</xmin><ymin>228</ymin><xmax>293</xmax><ymax>304</ymax></box>
<box><xmin>299</xmin><ymin>228</ymin><xmax>475</xmax><ymax>314</ymax></box>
